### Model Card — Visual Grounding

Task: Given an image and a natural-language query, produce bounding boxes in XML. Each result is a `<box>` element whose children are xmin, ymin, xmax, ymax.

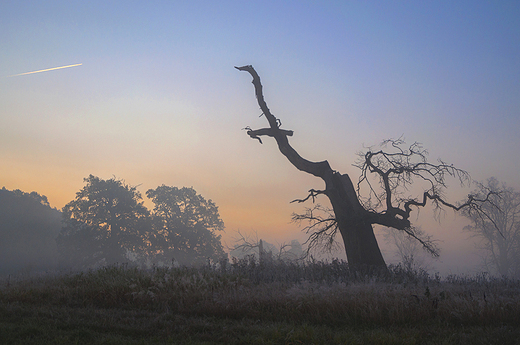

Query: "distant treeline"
<box><xmin>0</xmin><ymin>175</ymin><xmax>230</xmax><ymax>275</ymax></box>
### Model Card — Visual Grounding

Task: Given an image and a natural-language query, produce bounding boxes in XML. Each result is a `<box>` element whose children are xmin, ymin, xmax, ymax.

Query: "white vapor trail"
<box><xmin>6</xmin><ymin>63</ymin><xmax>82</xmax><ymax>77</ymax></box>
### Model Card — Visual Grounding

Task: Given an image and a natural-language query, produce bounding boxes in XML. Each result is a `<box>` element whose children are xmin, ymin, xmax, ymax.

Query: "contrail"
<box><xmin>7</xmin><ymin>63</ymin><xmax>82</xmax><ymax>77</ymax></box>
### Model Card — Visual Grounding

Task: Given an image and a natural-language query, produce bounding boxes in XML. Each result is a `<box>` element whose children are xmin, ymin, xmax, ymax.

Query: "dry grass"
<box><xmin>1</xmin><ymin>259</ymin><xmax>519</xmax><ymax>344</ymax></box>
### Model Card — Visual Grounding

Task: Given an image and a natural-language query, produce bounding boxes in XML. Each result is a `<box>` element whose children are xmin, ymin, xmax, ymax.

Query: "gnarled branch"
<box><xmin>236</xmin><ymin>65</ymin><xmax>333</xmax><ymax>179</ymax></box>
<box><xmin>291</xmin><ymin>204</ymin><xmax>339</xmax><ymax>254</ymax></box>
<box><xmin>245</xmin><ymin>127</ymin><xmax>294</xmax><ymax>144</ymax></box>
<box><xmin>291</xmin><ymin>189</ymin><xmax>328</xmax><ymax>204</ymax></box>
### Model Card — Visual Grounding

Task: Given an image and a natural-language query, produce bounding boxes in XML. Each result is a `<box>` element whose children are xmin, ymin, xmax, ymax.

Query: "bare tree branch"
<box><xmin>228</xmin><ymin>229</ymin><xmax>260</xmax><ymax>254</ymax></box>
<box><xmin>237</xmin><ymin>65</ymin><xmax>498</xmax><ymax>270</ymax></box>
<box><xmin>401</xmin><ymin>226</ymin><xmax>440</xmax><ymax>257</ymax></box>
<box><xmin>291</xmin><ymin>205</ymin><xmax>340</xmax><ymax>255</ymax></box>
<box><xmin>236</xmin><ymin>65</ymin><xmax>333</xmax><ymax>179</ymax></box>
<box><xmin>291</xmin><ymin>189</ymin><xmax>328</xmax><ymax>204</ymax></box>
<box><xmin>462</xmin><ymin>178</ymin><xmax>520</xmax><ymax>277</ymax></box>
<box><xmin>354</xmin><ymin>138</ymin><xmax>492</xmax><ymax>230</ymax></box>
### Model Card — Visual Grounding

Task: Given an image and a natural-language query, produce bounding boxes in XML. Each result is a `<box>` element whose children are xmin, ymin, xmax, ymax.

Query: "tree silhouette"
<box><xmin>236</xmin><ymin>65</ymin><xmax>493</xmax><ymax>270</ymax></box>
<box><xmin>146</xmin><ymin>186</ymin><xmax>226</xmax><ymax>265</ymax></box>
<box><xmin>462</xmin><ymin>178</ymin><xmax>520</xmax><ymax>277</ymax></box>
<box><xmin>57</xmin><ymin>176</ymin><xmax>227</xmax><ymax>269</ymax></box>
<box><xmin>57</xmin><ymin>175</ymin><xmax>150</xmax><ymax>269</ymax></box>
<box><xmin>0</xmin><ymin>188</ymin><xmax>61</xmax><ymax>274</ymax></box>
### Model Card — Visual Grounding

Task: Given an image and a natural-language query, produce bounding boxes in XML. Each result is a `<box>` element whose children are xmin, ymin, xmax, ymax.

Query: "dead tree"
<box><xmin>236</xmin><ymin>65</ymin><xmax>493</xmax><ymax>270</ymax></box>
<box><xmin>462</xmin><ymin>178</ymin><xmax>520</xmax><ymax>277</ymax></box>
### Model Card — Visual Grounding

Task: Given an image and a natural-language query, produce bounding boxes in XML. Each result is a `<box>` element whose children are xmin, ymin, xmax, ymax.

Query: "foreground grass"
<box><xmin>1</xmin><ymin>260</ymin><xmax>519</xmax><ymax>344</ymax></box>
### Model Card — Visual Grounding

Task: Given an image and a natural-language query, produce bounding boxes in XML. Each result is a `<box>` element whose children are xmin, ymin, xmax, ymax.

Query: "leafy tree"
<box><xmin>462</xmin><ymin>178</ymin><xmax>520</xmax><ymax>277</ymax></box>
<box><xmin>57</xmin><ymin>175</ymin><xmax>151</xmax><ymax>269</ymax></box>
<box><xmin>236</xmin><ymin>65</ymin><xmax>493</xmax><ymax>270</ymax></box>
<box><xmin>0</xmin><ymin>188</ymin><xmax>61</xmax><ymax>274</ymax></box>
<box><xmin>146</xmin><ymin>185</ymin><xmax>226</xmax><ymax>265</ymax></box>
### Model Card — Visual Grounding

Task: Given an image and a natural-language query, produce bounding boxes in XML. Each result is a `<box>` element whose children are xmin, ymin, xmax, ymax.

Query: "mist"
<box><xmin>1</xmin><ymin>2</ymin><xmax>519</xmax><ymax>277</ymax></box>
<box><xmin>0</xmin><ymin>188</ymin><xmax>61</xmax><ymax>275</ymax></box>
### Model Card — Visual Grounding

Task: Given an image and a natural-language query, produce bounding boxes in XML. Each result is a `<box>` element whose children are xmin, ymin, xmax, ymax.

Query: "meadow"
<box><xmin>1</xmin><ymin>258</ymin><xmax>519</xmax><ymax>344</ymax></box>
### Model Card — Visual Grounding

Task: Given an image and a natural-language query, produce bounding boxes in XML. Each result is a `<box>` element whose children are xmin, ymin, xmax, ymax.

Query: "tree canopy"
<box><xmin>146</xmin><ymin>185</ymin><xmax>226</xmax><ymax>266</ymax></box>
<box><xmin>56</xmin><ymin>176</ymin><xmax>226</xmax><ymax>269</ymax></box>
<box><xmin>57</xmin><ymin>175</ymin><xmax>150</xmax><ymax>269</ymax></box>
<box><xmin>0</xmin><ymin>187</ymin><xmax>61</xmax><ymax>274</ymax></box>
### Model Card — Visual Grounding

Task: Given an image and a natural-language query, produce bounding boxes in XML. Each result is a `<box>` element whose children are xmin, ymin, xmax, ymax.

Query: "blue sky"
<box><xmin>1</xmin><ymin>1</ymin><xmax>519</xmax><ymax>272</ymax></box>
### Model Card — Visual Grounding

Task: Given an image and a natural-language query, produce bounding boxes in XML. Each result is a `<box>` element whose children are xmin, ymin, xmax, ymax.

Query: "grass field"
<box><xmin>1</xmin><ymin>259</ymin><xmax>519</xmax><ymax>344</ymax></box>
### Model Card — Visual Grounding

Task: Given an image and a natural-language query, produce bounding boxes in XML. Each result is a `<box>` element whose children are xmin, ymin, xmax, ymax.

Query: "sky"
<box><xmin>1</xmin><ymin>1</ymin><xmax>519</xmax><ymax>274</ymax></box>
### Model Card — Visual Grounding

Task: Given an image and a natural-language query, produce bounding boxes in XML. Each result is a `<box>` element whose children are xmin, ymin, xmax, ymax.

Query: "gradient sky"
<box><xmin>1</xmin><ymin>1</ymin><xmax>519</xmax><ymax>274</ymax></box>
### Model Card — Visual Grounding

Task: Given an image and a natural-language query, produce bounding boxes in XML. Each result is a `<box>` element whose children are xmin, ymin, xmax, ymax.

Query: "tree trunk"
<box><xmin>327</xmin><ymin>172</ymin><xmax>386</xmax><ymax>269</ymax></box>
<box><xmin>259</xmin><ymin>239</ymin><xmax>265</xmax><ymax>264</ymax></box>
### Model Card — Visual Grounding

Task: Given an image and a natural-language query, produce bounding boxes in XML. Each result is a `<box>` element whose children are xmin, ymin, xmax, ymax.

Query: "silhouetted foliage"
<box><xmin>0</xmin><ymin>187</ymin><xmax>61</xmax><ymax>274</ymax></box>
<box><xmin>146</xmin><ymin>185</ymin><xmax>226</xmax><ymax>265</ymax></box>
<box><xmin>57</xmin><ymin>175</ymin><xmax>151</xmax><ymax>269</ymax></box>
<box><xmin>462</xmin><ymin>177</ymin><xmax>520</xmax><ymax>278</ymax></box>
<box><xmin>57</xmin><ymin>176</ymin><xmax>227</xmax><ymax>269</ymax></box>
